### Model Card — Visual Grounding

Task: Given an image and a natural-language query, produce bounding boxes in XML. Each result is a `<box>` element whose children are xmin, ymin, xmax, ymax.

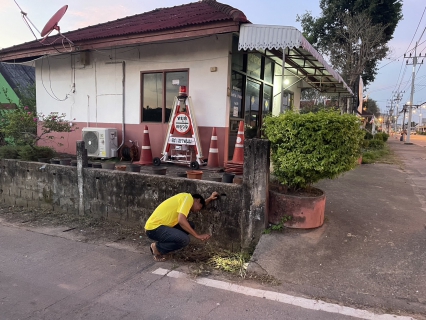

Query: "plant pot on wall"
<box><xmin>222</xmin><ymin>173</ymin><xmax>235</xmax><ymax>183</ymax></box>
<box><xmin>101</xmin><ymin>162</ymin><xmax>115</xmax><ymax>170</ymax></box>
<box><xmin>233</xmin><ymin>176</ymin><xmax>243</xmax><ymax>185</ymax></box>
<box><xmin>269</xmin><ymin>185</ymin><xmax>326</xmax><ymax>229</ymax></box>
<box><xmin>126</xmin><ymin>164</ymin><xmax>141</xmax><ymax>172</ymax></box>
<box><xmin>91</xmin><ymin>162</ymin><xmax>102</xmax><ymax>168</ymax></box>
<box><xmin>153</xmin><ymin>167</ymin><xmax>167</xmax><ymax>175</ymax></box>
<box><xmin>186</xmin><ymin>170</ymin><xmax>203</xmax><ymax>179</ymax></box>
<box><xmin>115</xmin><ymin>165</ymin><xmax>126</xmax><ymax>171</ymax></box>
<box><xmin>59</xmin><ymin>158</ymin><xmax>71</xmax><ymax>165</ymax></box>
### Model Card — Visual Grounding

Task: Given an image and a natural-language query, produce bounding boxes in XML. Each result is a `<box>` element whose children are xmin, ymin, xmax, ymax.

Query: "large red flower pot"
<box><xmin>269</xmin><ymin>186</ymin><xmax>326</xmax><ymax>229</ymax></box>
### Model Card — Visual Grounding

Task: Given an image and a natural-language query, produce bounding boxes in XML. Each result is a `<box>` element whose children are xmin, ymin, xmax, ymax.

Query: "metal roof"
<box><xmin>0</xmin><ymin>62</ymin><xmax>35</xmax><ymax>98</ymax></box>
<box><xmin>238</xmin><ymin>24</ymin><xmax>353</xmax><ymax>95</ymax></box>
<box><xmin>0</xmin><ymin>0</ymin><xmax>247</xmax><ymax>60</ymax></box>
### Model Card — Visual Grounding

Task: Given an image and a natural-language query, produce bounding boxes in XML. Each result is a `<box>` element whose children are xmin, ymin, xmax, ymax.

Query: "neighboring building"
<box><xmin>0</xmin><ymin>0</ymin><xmax>352</xmax><ymax>164</ymax></box>
<box><xmin>0</xmin><ymin>62</ymin><xmax>35</xmax><ymax>109</ymax></box>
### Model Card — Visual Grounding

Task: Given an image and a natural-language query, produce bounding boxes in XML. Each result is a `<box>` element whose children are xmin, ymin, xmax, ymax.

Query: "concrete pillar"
<box><xmin>76</xmin><ymin>140</ymin><xmax>88</xmax><ymax>215</ymax></box>
<box><xmin>241</xmin><ymin>138</ymin><xmax>270</xmax><ymax>250</ymax></box>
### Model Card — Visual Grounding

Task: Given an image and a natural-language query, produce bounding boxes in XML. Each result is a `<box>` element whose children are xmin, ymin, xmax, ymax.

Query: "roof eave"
<box><xmin>0</xmin><ymin>20</ymin><xmax>240</xmax><ymax>62</ymax></box>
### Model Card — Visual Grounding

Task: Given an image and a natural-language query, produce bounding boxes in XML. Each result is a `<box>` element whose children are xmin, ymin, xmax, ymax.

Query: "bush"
<box><xmin>366</xmin><ymin>139</ymin><xmax>384</xmax><ymax>150</ymax></box>
<box><xmin>263</xmin><ymin>111</ymin><xmax>364</xmax><ymax>190</ymax></box>
<box><xmin>360</xmin><ymin>139</ymin><xmax>370</xmax><ymax>149</ymax></box>
<box><xmin>374</xmin><ymin>132</ymin><xmax>389</xmax><ymax>142</ymax></box>
<box><xmin>18</xmin><ymin>146</ymin><xmax>57</xmax><ymax>161</ymax></box>
<box><xmin>364</xmin><ymin>131</ymin><xmax>374</xmax><ymax>140</ymax></box>
<box><xmin>0</xmin><ymin>145</ymin><xmax>23</xmax><ymax>159</ymax></box>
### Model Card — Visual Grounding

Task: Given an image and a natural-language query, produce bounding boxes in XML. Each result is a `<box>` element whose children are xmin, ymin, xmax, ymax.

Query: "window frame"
<box><xmin>140</xmin><ymin>68</ymin><xmax>189</xmax><ymax>123</ymax></box>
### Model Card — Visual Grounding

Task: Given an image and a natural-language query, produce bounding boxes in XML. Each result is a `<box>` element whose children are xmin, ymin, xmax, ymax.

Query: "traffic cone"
<box><xmin>137</xmin><ymin>125</ymin><xmax>153</xmax><ymax>165</ymax></box>
<box><xmin>230</xmin><ymin>121</ymin><xmax>244</xmax><ymax>164</ymax></box>
<box><xmin>207</xmin><ymin>127</ymin><xmax>220</xmax><ymax>168</ymax></box>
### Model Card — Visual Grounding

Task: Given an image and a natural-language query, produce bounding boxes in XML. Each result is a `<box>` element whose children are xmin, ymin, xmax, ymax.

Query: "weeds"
<box><xmin>263</xmin><ymin>215</ymin><xmax>292</xmax><ymax>234</ymax></box>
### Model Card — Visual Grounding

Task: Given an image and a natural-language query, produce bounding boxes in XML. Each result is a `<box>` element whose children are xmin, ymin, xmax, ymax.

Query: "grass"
<box><xmin>362</xmin><ymin>144</ymin><xmax>400</xmax><ymax>165</ymax></box>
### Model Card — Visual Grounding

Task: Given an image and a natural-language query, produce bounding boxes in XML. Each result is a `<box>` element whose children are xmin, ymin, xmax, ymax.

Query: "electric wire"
<box><xmin>40</xmin><ymin>56</ymin><xmax>70</xmax><ymax>101</ymax></box>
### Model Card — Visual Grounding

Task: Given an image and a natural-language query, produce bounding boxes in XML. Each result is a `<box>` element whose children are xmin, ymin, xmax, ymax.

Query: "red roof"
<box><xmin>0</xmin><ymin>0</ymin><xmax>247</xmax><ymax>56</ymax></box>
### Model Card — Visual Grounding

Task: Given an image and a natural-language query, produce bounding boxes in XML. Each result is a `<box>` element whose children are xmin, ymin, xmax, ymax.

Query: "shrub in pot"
<box><xmin>263</xmin><ymin>111</ymin><xmax>364</xmax><ymax>228</ymax></box>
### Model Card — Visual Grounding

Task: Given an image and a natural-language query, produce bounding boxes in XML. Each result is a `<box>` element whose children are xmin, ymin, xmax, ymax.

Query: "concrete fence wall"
<box><xmin>0</xmin><ymin>139</ymin><xmax>270</xmax><ymax>251</ymax></box>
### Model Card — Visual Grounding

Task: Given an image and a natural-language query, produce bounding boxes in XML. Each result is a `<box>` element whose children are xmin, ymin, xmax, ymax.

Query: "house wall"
<box><xmin>35</xmin><ymin>34</ymin><xmax>232</xmax><ymax>163</ymax></box>
<box><xmin>0</xmin><ymin>73</ymin><xmax>19</xmax><ymax>105</ymax></box>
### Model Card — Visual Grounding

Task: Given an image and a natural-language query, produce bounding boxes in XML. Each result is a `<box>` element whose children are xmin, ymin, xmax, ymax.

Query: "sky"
<box><xmin>0</xmin><ymin>0</ymin><xmax>425</xmax><ymax>117</ymax></box>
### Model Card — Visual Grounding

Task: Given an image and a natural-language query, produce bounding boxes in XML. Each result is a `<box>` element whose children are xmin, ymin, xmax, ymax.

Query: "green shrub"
<box><xmin>0</xmin><ymin>145</ymin><xmax>23</xmax><ymax>159</ymax></box>
<box><xmin>18</xmin><ymin>146</ymin><xmax>57</xmax><ymax>161</ymax></box>
<box><xmin>374</xmin><ymin>132</ymin><xmax>389</xmax><ymax>142</ymax></box>
<box><xmin>360</xmin><ymin>139</ymin><xmax>370</xmax><ymax>149</ymax></box>
<box><xmin>364</xmin><ymin>131</ymin><xmax>374</xmax><ymax>140</ymax></box>
<box><xmin>263</xmin><ymin>111</ymin><xmax>364</xmax><ymax>190</ymax></box>
<box><xmin>367</xmin><ymin>139</ymin><xmax>384</xmax><ymax>150</ymax></box>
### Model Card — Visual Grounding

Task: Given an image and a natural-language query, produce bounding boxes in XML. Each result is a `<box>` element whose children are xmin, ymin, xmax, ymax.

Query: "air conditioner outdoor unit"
<box><xmin>82</xmin><ymin>127</ymin><xmax>118</xmax><ymax>158</ymax></box>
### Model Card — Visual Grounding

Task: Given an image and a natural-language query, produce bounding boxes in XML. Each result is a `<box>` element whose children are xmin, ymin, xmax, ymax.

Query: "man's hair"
<box><xmin>192</xmin><ymin>193</ymin><xmax>206</xmax><ymax>209</ymax></box>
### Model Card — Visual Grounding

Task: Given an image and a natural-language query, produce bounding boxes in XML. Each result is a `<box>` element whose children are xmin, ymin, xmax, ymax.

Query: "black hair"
<box><xmin>191</xmin><ymin>193</ymin><xmax>206</xmax><ymax>209</ymax></box>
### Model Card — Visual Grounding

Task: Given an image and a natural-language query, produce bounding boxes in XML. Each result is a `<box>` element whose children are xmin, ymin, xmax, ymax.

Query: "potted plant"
<box><xmin>263</xmin><ymin>111</ymin><xmax>364</xmax><ymax>228</ymax></box>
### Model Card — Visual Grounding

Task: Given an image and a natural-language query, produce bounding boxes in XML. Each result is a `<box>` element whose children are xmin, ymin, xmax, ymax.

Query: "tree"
<box><xmin>0</xmin><ymin>84</ymin><xmax>77</xmax><ymax>147</ymax></box>
<box><xmin>297</xmin><ymin>0</ymin><xmax>403</xmax><ymax>88</ymax></box>
<box><xmin>364</xmin><ymin>98</ymin><xmax>380</xmax><ymax>116</ymax></box>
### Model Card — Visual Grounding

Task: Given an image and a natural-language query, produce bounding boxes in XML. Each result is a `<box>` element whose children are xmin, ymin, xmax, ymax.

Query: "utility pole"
<box><xmin>392</xmin><ymin>91</ymin><xmax>404</xmax><ymax>133</ymax></box>
<box><xmin>405</xmin><ymin>35</ymin><xmax>425</xmax><ymax>144</ymax></box>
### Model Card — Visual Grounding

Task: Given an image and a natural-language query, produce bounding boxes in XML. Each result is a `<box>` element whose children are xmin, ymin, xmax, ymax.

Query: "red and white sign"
<box><xmin>173</xmin><ymin>113</ymin><xmax>191</xmax><ymax>134</ymax></box>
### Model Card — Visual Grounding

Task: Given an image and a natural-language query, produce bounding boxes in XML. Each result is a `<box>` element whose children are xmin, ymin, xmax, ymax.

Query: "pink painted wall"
<box><xmin>38</xmin><ymin>123</ymin><xmax>230</xmax><ymax>166</ymax></box>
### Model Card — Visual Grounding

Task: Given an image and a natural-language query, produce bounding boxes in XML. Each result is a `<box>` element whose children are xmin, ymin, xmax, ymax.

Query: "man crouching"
<box><xmin>145</xmin><ymin>191</ymin><xmax>219</xmax><ymax>262</ymax></box>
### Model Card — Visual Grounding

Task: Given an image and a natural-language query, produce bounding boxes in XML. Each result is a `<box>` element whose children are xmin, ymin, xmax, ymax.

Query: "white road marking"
<box><xmin>153</xmin><ymin>268</ymin><xmax>415</xmax><ymax>320</ymax></box>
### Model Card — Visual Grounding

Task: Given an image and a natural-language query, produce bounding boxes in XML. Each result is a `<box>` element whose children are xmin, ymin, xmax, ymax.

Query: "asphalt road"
<box><xmin>0</xmin><ymin>221</ymin><xmax>405</xmax><ymax>320</ymax></box>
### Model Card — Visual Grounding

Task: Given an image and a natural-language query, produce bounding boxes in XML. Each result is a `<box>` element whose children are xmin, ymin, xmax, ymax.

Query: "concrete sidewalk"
<box><xmin>248</xmin><ymin>139</ymin><xmax>426</xmax><ymax>319</ymax></box>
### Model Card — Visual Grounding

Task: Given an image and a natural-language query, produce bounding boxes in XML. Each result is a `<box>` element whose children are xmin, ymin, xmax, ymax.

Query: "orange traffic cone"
<box><xmin>231</xmin><ymin>121</ymin><xmax>244</xmax><ymax>164</ymax></box>
<box><xmin>207</xmin><ymin>127</ymin><xmax>220</xmax><ymax>168</ymax></box>
<box><xmin>137</xmin><ymin>125</ymin><xmax>153</xmax><ymax>165</ymax></box>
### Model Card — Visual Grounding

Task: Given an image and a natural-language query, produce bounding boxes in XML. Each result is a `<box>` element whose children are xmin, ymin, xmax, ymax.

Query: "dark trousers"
<box><xmin>145</xmin><ymin>221</ymin><xmax>195</xmax><ymax>255</ymax></box>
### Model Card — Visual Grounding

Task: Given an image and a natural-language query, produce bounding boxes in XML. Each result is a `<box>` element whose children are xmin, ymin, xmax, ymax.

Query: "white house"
<box><xmin>0</xmin><ymin>0</ymin><xmax>352</xmax><ymax>165</ymax></box>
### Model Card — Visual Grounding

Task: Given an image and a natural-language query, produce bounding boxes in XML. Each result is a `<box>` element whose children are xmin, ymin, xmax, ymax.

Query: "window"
<box><xmin>263</xmin><ymin>85</ymin><xmax>273</xmax><ymax>117</ymax></box>
<box><xmin>230</xmin><ymin>72</ymin><xmax>244</xmax><ymax>119</ymax></box>
<box><xmin>141</xmin><ymin>70</ymin><xmax>188</xmax><ymax>122</ymax></box>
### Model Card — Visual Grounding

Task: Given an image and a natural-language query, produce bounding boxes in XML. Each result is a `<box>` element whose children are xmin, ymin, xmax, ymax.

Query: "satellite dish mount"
<box><xmin>14</xmin><ymin>1</ymin><xmax>73</xmax><ymax>47</ymax></box>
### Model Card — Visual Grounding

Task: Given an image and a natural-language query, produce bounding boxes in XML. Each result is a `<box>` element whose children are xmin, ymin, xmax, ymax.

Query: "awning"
<box><xmin>238</xmin><ymin>24</ymin><xmax>353</xmax><ymax>95</ymax></box>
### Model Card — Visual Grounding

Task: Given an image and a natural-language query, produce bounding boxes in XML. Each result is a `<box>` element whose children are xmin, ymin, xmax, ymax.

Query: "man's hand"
<box><xmin>210</xmin><ymin>191</ymin><xmax>219</xmax><ymax>200</ymax></box>
<box><xmin>197</xmin><ymin>234</ymin><xmax>211</xmax><ymax>241</ymax></box>
<box><xmin>205</xmin><ymin>191</ymin><xmax>220</xmax><ymax>206</ymax></box>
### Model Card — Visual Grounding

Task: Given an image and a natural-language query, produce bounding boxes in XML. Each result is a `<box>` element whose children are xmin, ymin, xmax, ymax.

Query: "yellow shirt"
<box><xmin>144</xmin><ymin>193</ymin><xmax>193</xmax><ymax>230</ymax></box>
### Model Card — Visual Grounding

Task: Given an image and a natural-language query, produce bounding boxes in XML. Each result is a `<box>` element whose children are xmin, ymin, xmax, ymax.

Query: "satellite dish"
<box><xmin>41</xmin><ymin>5</ymin><xmax>68</xmax><ymax>38</ymax></box>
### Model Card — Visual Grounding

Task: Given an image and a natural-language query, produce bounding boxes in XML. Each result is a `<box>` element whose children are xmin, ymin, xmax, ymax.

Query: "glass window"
<box><xmin>247</xmin><ymin>53</ymin><xmax>262</xmax><ymax>79</ymax></box>
<box><xmin>264</xmin><ymin>58</ymin><xmax>274</xmax><ymax>84</ymax></box>
<box><xmin>166</xmin><ymin>71</ymin><xmax>188</xmax><ymax>122</ymax></box>
<box><xmin>245</xmin><ymin>80</ymin><xmax>261</xmax><ymax>138</ymax></box>
<box><xmin>141</xmin><ymin>70</ymin><xmax>188</xmax><ymax>122</ymax></box>
<box><xmin>230</xmin><ymin>72</ymin><xmax>244</xmax><ymax>119</ymax></box>
<box><xmin>142</xmin><ymin>73</ymin><xmax>163</xmax><ymax>122</ymax></box>
<box><xmin>232</xmin><ymin>35</ymin><xmax>244</xmax><ymax>72</ymax></box>
<box><xmin>263</xmin><ymin>85</ymin><xmax>273</xmax><ymax>117</ymax></box>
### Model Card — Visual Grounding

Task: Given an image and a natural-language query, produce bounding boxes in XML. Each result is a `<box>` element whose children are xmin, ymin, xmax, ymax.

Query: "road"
<box><xmin>0</xmin><ymin>222</ymin><xmax>413</xmax><ymax>320</ymax></box>
<box><xmin>391</xmin><ymin>132</ymin><xmax>426</xmax><ymax>147</ymax></box>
